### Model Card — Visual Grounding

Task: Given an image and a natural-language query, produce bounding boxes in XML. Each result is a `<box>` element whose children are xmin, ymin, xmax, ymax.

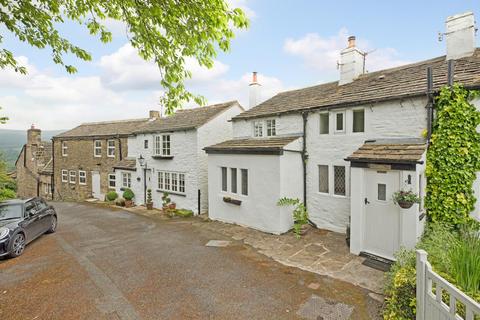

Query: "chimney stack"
<box><xmin>339</xmin><ymin>36</ymin><xmax>365</xmax><ymax>85</ymax></box>
<box><xmin>27</xmin><ymin>124</ymin><xmax>41</xmax><ymax>146</ymax></box>
<box><xmin>149</xmin><ymin>110</ymin><xmax>160</xmax><ymax>119</ymax></box>
<box><xmin>445</xmin><ymin>12</ymin><xmax>476</xmax><ymax>60</ymax></box>
<box><xmin>249</xmin><ymin>71</ymin><xmax>261</xmax><ymax>109</ymax></box>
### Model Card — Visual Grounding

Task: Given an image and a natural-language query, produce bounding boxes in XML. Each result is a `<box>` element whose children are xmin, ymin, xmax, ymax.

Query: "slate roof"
<box><xmin>113</xmin><ymin>158</ymin><xmax>137</xmax><ymax>171</ymax></box>
<box><xmin>204</xmin><ymin>136</ymin><xmax>301</xmax><ymax>155</ymax></box>
<box><xmin>135</xmin><ymin>101</ymin><xmax>240</xmax><ymax>134</ymax></box>
<box><xmin>346</xmin><ymin>139</ymin><xmax>426</xmax><ymax>164</ymax></box>
<box><xmin>233</xmin><ymin>48</ymin><xmax>480</xmax><ymax>120</ymax></box>
<box><xmin>54</xmin><ymin>118</ymin><xmax>150</xmax><ymax>139</ymax></box>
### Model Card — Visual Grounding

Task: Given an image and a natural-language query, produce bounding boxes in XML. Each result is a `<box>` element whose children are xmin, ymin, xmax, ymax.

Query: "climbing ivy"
<box><xmin>425</xmin><ymin>84</ymin><xmax>480</xmax><ymax>226</ymax></box>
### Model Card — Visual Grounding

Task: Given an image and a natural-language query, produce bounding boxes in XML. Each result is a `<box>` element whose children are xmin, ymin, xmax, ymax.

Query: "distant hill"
<box><xmin>0</xmin><ymin>129</ymin><xmax>65</xmax><ymax>171</ymax></box>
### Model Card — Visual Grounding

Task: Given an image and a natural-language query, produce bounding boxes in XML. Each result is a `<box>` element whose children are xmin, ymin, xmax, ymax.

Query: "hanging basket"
<box><xmin>397</xmin><ymin>200</ymin><xmax>414</xmax><ymax>209</ymax></box>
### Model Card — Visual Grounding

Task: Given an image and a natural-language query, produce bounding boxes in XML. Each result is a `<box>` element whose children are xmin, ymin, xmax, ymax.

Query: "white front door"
<box><xmin>91</xmin><ymin>171</ymin><xmax>102</xmax><ymax>199</ymax></box>
<box><xmin>363</xmin><ymin>169</ymin><xmax>400</xmax><ymax>260</ymax></box>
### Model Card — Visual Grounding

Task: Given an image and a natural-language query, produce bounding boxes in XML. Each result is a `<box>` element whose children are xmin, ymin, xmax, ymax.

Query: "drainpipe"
<box><xmin>426</xmin><ymin>67</ymin><xmax>433</xmax><ymax>143</ymax></box>
<box><xmin>51</xmin><ymin>138</ymin><xmax>55</xmax><ymax>199</ymax></box>
<box><xmin>301</xmin><ymin>112</ymin><xmax>308</xmax><ymax>207</ymax></box>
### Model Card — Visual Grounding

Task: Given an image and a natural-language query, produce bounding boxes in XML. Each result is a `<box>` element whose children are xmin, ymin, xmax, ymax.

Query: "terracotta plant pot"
<box><xmin>397</xmin><ymin>200</ymin><xmax>414</xmax><ymax>209</ymax></box>
<box><xmin>146</xmin><ymin>203</ymin><xmax>153</xmax><ymax>210</ymax></box>
<box><xmin>168</xmin><ymin>203</ymin><xmax>176</xmax><ymax>210</ymax></box>
<box><xmin>125</xmin><ymin>200</ymin><xmax>133</xmax><ymax>208</ymax></box>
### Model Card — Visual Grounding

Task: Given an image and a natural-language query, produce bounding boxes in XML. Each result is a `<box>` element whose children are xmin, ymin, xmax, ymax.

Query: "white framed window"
<box><xmin>122</xmin><ymin>172</ymin><xmax>131</xmax><ymax>188</ymax></box>
<box><xmin>253</xmin><ymin>121</ymin><xmax>263</xmax><ymax>137</ymax></box>
<box><xmin>333</xmin><ymin>165</ymin><xmax>346</xmax><ymax>196</ymax></box>
<box><xmin>154</xmin><ymin>136</ymin><xmax>161</xmax><ymax>155</ymax></box>
<box><xmin>61</xmin><ymin>170</ymin><xmax>68</xmax><ymax>182</ymax></box>
<box><xmin>221</xmin><ymin>167</ymin><xmax>227</xmax><ymax>191</ymax></box>
<box><xmin>266</xmin><ymin>119</ymin><xmax>276</xmax><ymax>137</ymax></box>
<box><xmin>79</xmin><ymin>171</ymin><xmax>87</xmax><ymax>185</ymax></box>
<box><xmin>162</xmin><ymin>135</ymin><xmax>171</xmax><ymax>156</ymax></box>
<box><xmin>107</xmin><ymin>140</ymin><xmax>115</xmax><ymax>157</ymax></box>
<box><xmin>61</xmin><ymin>141</ymin><xmax>68</xmax><ymax>156</ymax></box>
<box><xmin>334</xmin><ymin>111</ymin><xmax>346</xmax><ymax>133</ymax></box>
<box><xmin>318</xmin><ymin>165</ymin><xmax>329</xmax><ymax>193</ymax></box>
<box><xmin>352</xmin><ymin>109</ymin><xmax>365</xmax><ymax>133</ymax></box>
<box><xmin>319</xmin><ymin>113</ymin><xmax>329</xmax><ymax>134</ymax></box>
<box><xmin>94</xmin><ymin>140</ymin><xmax>102</xmax><ymax>157</ymax></box>
<box><xmin>231</xmin><ymin>168</ymin><xmax>237</xmax><ymax>193</ymax></box>
<box><xmin>241</xmin><ymin>169</ymin><xmax>248</xmax><ymax>196</ymax></box>
<box><xmin>108</xmin><ymin>174</ymin><xmax>116</xmax><ymax>189</ymax></box>
<box><xmin>69</xmin><ymin>170</ymin><xmax>76</xmax><ymax>184</ymax></box>
<box><xmin>44</xmin><ymin>183</ymin><xmax>51</xmax><ymax>195</ymax></box>
<box><xmin>179</xmin><ymin>173</ymin><xmax>185</xmax><ymax>193</ymax></box>
<box><xmin>377</xmin><ymin>183</ymin><xmax>387</xmax><ymax>201</ymax></box>
<box><xmin>158</xmin><ymin>171</ymin><xmax>185</xmax><ymax>194</ymax></box>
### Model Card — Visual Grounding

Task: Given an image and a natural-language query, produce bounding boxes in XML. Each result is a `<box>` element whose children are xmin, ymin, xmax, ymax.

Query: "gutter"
<box><xmin>301</xmin><ymin>112</ymin><xmax>317</xmax><ymax>228</ymax></box>
<box><xmin>51</xmin><ymin>138</ymin><xmax>55</xmax><ymax>199</ymax></box>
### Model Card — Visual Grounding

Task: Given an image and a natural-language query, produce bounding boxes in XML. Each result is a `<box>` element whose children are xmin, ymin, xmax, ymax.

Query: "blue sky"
<box><xmin>1</xmin><ymin>0</ymin><xmax>479</xmax><ymax>130</ymax></box>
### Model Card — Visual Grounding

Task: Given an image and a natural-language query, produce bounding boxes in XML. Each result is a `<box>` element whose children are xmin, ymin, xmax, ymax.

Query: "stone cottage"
<box><xmin>205</xmin><ymin>12</ymin><xmax>480</xmax><ymax>260</ymax></box>
<box><xmin>15</xmin><ymin>125</ymin><xmax>54</xmax><ymax>199</ymax></box>
<box><xmin>113</xmin><ymin>101</ymin><xmax>244</xmax><ymax>214</ymax></box>
<box><xmin>52</xmin><ymin>113</ymin><xmax>156</xmax><ymax>201</ymax></box>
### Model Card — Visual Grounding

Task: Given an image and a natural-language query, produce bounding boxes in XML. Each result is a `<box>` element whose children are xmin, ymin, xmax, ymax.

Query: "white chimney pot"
<box><xmin>248</xmin><ymin>71</ymin><xmax>261</xmax><ymax>109</ymax></box>
<box><xmin>445</xmin><ymin>12</ymin><xmax>476</xmax><ymax>60</ymax></box>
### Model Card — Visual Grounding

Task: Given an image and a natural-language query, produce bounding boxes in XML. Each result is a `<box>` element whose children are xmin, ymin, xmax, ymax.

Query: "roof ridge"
<box><xmin>174</xmin><ymin>100</ymin><xmax>238</xmax><ymax>113</ymax></box>
<box><xmin>79</xmin><ymin>118</ymin><xmax>149</xmax><ymax>126</ymax></box>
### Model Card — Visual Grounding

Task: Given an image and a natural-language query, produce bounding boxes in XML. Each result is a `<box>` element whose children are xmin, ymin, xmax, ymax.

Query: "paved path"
<box><xmin>0</xmin><ymin>202</ymin><xmax>381</xmax><ymax>320</ymax></box>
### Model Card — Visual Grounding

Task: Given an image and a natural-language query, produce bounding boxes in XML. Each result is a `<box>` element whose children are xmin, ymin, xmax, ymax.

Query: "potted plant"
<box><xmin>106</xmin><ymin>191</ymin><xmax>118</xmax><ymax>202</ymax></box>
<box><xmin>161</xmin><ymin>192</ymin><xmax>171</xmax><ymax>210</ymax></box>
<box><xmin>123</xmin><ymin>188</ymin><xmax>135</xmax><ymax>208</ymax></box>
<box><xmin>168</xmin><ymin>202</ymin><xmax>176</xmax><ymax>210</ymax></box>
<box><xmin>146</xmin><ymin>189</ymin><xmax>153</xmax><ymax>210</ymax></box>
<box><xmin>277</xmin><ymin>197</ymin><xmax>309</xmax><ymax>238</ymax></box>
<box><xmin>392</xmin><ymin>190</ymin><xmax>421</xmax><ymax>209</ymax></box>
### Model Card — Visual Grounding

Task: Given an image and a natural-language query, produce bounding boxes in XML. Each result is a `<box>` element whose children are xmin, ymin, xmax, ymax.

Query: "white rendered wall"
<box><xmin>231</xmin><ymin>97</ymin><xmax>428</xmax><ymax>233</ymax></box>
<box><xmin>197</xmin><ymin>103</ymin><xmax>244</xmax><ymax>213</ymax></box>
<box><xmin>127</xmin><ymin>131</ymin><xmax>200</xmax><ymax>212</ymax></box>
<box><xmin>207</xmin><ymin>151</ymin><xmax>302</xmax><ymax>234</ymax></box>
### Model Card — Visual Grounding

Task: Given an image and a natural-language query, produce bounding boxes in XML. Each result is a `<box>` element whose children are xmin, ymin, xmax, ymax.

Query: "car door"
<box><xmin>35</xmin><ymin>199</ymin><xmax>53</xmax><ymax>233</ymax></box>
<box><xmin>23</xmin><ymin>201</ymin><xmax>44</xmax><ymax>242</ymax></box>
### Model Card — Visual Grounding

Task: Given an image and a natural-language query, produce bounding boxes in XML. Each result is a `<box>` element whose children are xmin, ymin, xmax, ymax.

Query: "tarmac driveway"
<box><xmin>0</xmin><ymin>202</ymin><xmax>381</xmax><ymax>320</ymax></box>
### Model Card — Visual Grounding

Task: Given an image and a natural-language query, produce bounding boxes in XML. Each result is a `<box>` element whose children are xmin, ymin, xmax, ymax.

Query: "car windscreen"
<box><xmin>0</xmin><ymin>204</ymin><xmax>23</xmax><ymax>220</ymax></box>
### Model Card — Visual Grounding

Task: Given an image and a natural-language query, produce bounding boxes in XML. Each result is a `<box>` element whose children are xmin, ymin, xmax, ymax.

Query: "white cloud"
<box><xmin>0</xmin><ymin>44</ymin><xmax>285</xmax><ymax>130</ymax></box>
<box><xmin>284</xmin><ymin>28</ymin><xmax>409</xmax><ymax>79</ymax></box>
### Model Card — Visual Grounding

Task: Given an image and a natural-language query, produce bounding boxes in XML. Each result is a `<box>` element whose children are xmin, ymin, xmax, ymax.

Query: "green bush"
<box><xmin>106</xmin><ymin>191</ymin><xmax>118</xmax><ymax>201</ymax></box>
<box><xmin>0</xmin><ymin>188</ymin><xmax>15</xmax><ymax>201</ymax></box>
<box><xmin>277</xmin><ymin>197</ymin><xmax>309</xmax><ymax>238</ymax></box>
<box><xmin>175</xmin><ymin>209</ymin><xmax>193</xmax><ymax>217</ymax></box>
<box><xmin>122</xmin><ymin>188</ymin><xmax>134</xmax><ymax>201</ymax></box>
<box><xmin>383</xmin><ymin>248</ymin><xmax>416</xmax><ymax>320</ymax></box>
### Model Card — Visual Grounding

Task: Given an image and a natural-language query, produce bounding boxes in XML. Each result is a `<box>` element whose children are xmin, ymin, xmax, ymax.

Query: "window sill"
<box><xmin>156</xmin><ymin>189</ymin><xmax>186</xmax><ymax>197</ymax></box>
<box><xmin>223</xmin><ymin>196</ymin><xmax>242</xmax><ymax>205</ymax></box>
<box><xmin>152</xmin><ymin>155</ymin><xmax>174</xmax><ymax>160</ymax></box>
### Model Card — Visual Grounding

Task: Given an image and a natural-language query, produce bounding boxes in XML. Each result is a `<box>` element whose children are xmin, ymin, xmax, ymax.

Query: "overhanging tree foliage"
<box><xmin>0</xmin><ymin>0</ymin><xmax>249</xmax><ymax>113</ymax></box>
<box><xmin>425</xmin><ymin>84</ymin><xmax>480</xmax><ymax>226</ymax></box>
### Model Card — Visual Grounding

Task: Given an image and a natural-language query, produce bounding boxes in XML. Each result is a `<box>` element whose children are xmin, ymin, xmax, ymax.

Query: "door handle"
<box><xmin>364</xmin><ymin>198</ymin><xmax>370</xmax><ymax>205</ymax></box>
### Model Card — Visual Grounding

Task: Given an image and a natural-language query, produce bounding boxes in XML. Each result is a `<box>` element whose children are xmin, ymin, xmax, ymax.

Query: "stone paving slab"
<box><xmin>192</xmin><ymin>218</ymin><xmax>385</xmax><ymax>294</ymax></box>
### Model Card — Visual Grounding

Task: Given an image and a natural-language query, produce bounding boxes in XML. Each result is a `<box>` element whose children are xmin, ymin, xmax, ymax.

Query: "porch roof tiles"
<box><xmin>113</xmin><ymin>158</ymin><xmax>137</xmax><ymax>171</ymax></box>
<box><xmin>346</xmin><ymin>139</ymin><xmax>427</xmax><ymax>164</ymax></box>
<box><xmin>204</xmin><ymin>136</ymin><xmax>301</xmax><ymax>155</ymax></box>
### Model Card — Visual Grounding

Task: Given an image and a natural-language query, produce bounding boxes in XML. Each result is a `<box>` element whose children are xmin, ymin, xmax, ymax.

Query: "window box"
<box><xmin>223</xmin><ymin>196</ymin><xmax>241</xmax><ymax>206</ymax></box>
<box><xmin>151</xmin><ymin>155</ymin><xmax>174</xmax><ymax>160</ymax></box>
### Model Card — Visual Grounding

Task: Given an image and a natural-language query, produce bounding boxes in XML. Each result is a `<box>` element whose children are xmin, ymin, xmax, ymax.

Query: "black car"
<box><xmin>0</xmin><ymin>198</ymin><xmax>57</xmax><ymax>258</ymax></box>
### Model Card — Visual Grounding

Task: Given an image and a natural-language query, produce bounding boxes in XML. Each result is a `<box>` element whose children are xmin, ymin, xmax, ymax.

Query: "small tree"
<box><xmin>147</xmin><ymin>189</ymin><xmax>153</xmax><ymax>204</ymax></box>
<box><xmin>277</xmin><ymin>197</ymin><xmax>309</xmax><ymax>238</ymax></box>
<box><xmin>162</xmin><ymin>192</ymin><xmax>171</xmax><ymax>209</ymax></box>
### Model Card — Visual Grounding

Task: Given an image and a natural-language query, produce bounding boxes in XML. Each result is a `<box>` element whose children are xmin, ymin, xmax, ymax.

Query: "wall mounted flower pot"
<box><xmin>397</xmin><ymin>201</ymin><xmax>414</xmax><ymax>209</ymax></box>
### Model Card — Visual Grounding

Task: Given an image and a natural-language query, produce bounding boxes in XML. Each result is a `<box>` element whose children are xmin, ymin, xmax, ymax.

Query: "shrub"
<box><xmin>175</xmin><ymin>209</ymin><xmax>193</xmax><ymax>217</ymax></box>
<box><xmin>122</xmin><ymin>188</ymin><xmax>134</xmax><ymax>201</ymax></box>
<box><xmin>106</xmin><ymin>191</ymin><xmax>118</xmax><ymax>202</ymax></box>
<box><xmin>277</xmin><ymin>197</ymin><xmax>309</xmax><ymax>238</ymax></box>
<box><xmin>383</xmin><ymin>248</ymin><xmax>416</xmax><ymax>320</ymax></box>
<box><xmin>162</xmin><ymin>192</ymin><xmax>171</xmax><ymax>208</ymax></box>
<box><xmin>0</xmin><ymin>188</ymin><xmax>15</xmax><ymax>201</ymax></box>
<box><xmin>147</xmin><ymin>189</ymin><xmax>152</xmax><ymax>204</ymax></box>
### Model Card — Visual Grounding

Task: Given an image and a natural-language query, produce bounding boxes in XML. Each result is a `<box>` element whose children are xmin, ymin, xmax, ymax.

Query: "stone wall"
<box><xmin>53</xmin><ymin>136</ymin><xmax>129</xmax><ymax>201</ymax></box>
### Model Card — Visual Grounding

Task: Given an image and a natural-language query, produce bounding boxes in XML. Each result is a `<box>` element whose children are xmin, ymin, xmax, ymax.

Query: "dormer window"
<box><xmin>266</xmin><ymin>119</ymin><xmax>276</xmax><ymax>136</ymax></box>
<box><xmin>253</xmin><ymin>121</ymin><xmax>263</xmax><ymax>137</ymax></box>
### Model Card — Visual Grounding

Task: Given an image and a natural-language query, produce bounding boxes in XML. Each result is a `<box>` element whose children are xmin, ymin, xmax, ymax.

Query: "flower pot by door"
<box><xmin>397</xmin><ymin>200</ymin><xmax>414</xmax><ymax>209</ymax></box>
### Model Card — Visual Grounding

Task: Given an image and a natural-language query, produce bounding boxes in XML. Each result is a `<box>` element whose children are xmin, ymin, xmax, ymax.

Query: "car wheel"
<box><xmin>9</xmin><ymin>233</ymin><xmax>26</xmax><ymax>258</ymax></box>
<box><xmin>46</xmin><ymin>215</ymin><xmax>57</xmax><ymax>234</ymax></box>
